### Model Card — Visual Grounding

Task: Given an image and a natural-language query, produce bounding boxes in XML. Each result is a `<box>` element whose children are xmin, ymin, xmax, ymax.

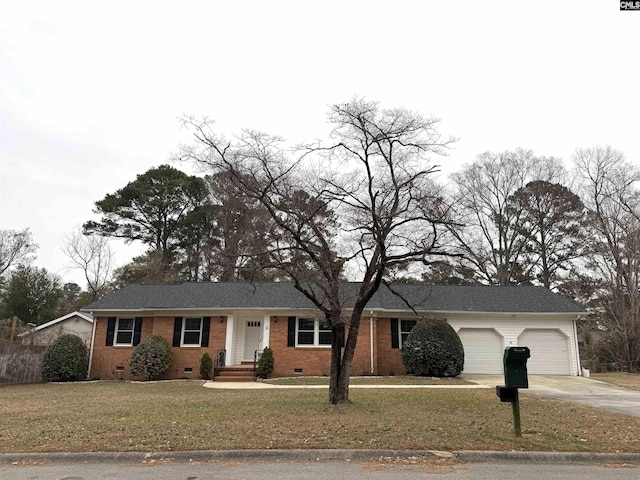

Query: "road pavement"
<box><xmin>2</xmin><ymin>456</ymin><xmax>639</xmax><ymax>480</ymax></box>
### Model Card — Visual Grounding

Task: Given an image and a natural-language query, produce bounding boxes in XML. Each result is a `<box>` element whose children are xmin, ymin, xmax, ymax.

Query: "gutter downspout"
<box><xmin>573</xmin><ymin>315</ymin><xmax>582</xmax><ymax>376</ymax></box>
<box><xmin>225</xmin><ymin>314</ymin><xmax>234</xmax><ymax>365</ymax></box>
<box><xmin>370</xmin><ymin>311</ymin><xmax>375</xmax><ymax>374</ymax></box>
<box><xmin>87</xmin><ymin>313</ymin><xmax>98</xmax><ymax>380</ymax></box>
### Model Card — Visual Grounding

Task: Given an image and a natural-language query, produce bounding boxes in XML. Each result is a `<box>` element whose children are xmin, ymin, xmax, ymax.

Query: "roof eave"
<box><xmin>81</xmin><ymin>307</ymin><xmax>585</xmax><ymax>316</ymax></box>
<box><xmin>32</xmin><ymin>311</ymin><xmax>94</xmax><ymax>331</ymax></box>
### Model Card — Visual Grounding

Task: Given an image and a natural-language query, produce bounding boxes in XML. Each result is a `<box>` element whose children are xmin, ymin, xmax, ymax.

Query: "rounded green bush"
<box><xmin>257</xmin><ymin>346</ymin><xmax>274</xmax><ymax>379</ymax></box>
<box><xmin>41</xmin><ymin>334</ymin><xmax>89</xmax><ymax>382</ymax></box>
<box><xmin>401</xmin><ymin>319</ymin><xmax>464</xmax><ymax>377</ymax></box>
<box><xmin>199</xmin><ymin>352</ymin><xmax>213</xmax><ymax>380</ymax></box>
<box><xmin>129</xmin><ymin>335</ymin><xmax>172</xmax><ymax>381</ymax></box>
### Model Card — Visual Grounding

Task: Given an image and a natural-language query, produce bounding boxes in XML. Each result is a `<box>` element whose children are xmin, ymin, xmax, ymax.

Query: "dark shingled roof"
<box><xmin>82</xmin><ymin>282</ymin><xmax>584</xmax><ymax>314</ymax></box>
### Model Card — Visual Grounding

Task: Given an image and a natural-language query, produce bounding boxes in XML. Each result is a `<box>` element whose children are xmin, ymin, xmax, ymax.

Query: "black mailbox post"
<box><xmin>496</xmin><ymin>346</ymin><xmax>530</xmax><ymax>437</ymax></box>
<box><xmin>504</xmin><ymin>346</ymin><xmax>530</xmax><ymax>388</ymax></box>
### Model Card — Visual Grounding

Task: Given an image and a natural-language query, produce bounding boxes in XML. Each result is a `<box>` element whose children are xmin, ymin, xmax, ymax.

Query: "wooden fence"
<box><xmin>0</xmin><ymin>344</ymin><xmax>47</xmax><ymax>385</ymax></box>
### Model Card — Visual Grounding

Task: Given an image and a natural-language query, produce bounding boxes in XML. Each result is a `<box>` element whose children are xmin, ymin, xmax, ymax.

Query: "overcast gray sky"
<box><xmin>1</xmin><ymin>1</ymin><xmax>638</xmax><ymax>288</ymax></box>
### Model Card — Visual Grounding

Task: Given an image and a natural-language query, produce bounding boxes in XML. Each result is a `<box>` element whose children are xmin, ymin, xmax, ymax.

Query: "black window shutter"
<box><xmin>173</xmin><ymin>317</ymin><xmax>183</xmax><ymax>347</ymax></box>
<box><xmin>132</xmin><ymin>317</ymin><xmax>143</xmax><ymax>346</ymax></box>
<box><xmin>106</xmin><ymin>317</ymin><xmax>116</xmax><ymax>346</ymax></box>
<box><xmin>201</xmin><ymin>317</ymin><xmax>211</xmax><ymax>347</ymax></box>
<box><xmin>287</xmin><ymin>317</ymin><xmax>296</xmax><ymax>347</ymax></box>
<box><xmin>339</xmin><ymin>324</ymin><xmax>345</xmax><ymax>348</ymax></box>
<box><xmin>390</xmin><ymin>318</ymin><xmax>399</xmax><ymax>349</ymax></box>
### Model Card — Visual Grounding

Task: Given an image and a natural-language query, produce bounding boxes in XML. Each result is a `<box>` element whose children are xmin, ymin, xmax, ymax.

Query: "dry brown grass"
<box><xmin>1</xmin><ymin>381</ymin><xmax>640</xmax><ymax>453</ymax></box>
<box><xmin>591</xmin><ymin>372</ymin><xmax>640</xmax><ymax>391</ymax></box>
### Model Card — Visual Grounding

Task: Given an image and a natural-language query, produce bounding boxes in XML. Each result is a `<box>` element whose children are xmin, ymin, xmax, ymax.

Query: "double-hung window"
<box><xmin>296</xmin><ymin>317</ymin><xmax>332</xmax><ymax>347</ymax></box>
<box><xmin>400</xmin><ymin>319</ymin><xmax>417</xmax><ymax>348</ymax></box>
<box><xmin>172</xmin><ymin>316</ymin><xmax>210</xmax><ymax>348</ymax></box>
<box><xmin>114</xmin><ymin>318</ymin><xmax>134</xmax><ymax>346</ymax></box>
<box><xmin>182</xmin><ymin>317</ymin><xmax>203</xmax><ymax>346</ymax></box>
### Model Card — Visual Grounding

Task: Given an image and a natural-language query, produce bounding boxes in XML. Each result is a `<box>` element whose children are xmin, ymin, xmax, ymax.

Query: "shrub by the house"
<box><xmin>256</xmin><ymin>346</ymin><xmax>274</xmax><ymax>379</ymax></box>
<box><xmin>129</xmin><ymin>335</ymin><xmax>172</xmax><ymax>381</ymax></box>
<box><xmin>401</xmin><ymin>319</ymin><xmax>464</xmax><ymax>377</ymax></box>
<box><xmin>41</xmin><ymin>334</ymin><xmax>89</xmax><ymax>382</ymax></box>
<box><xmin>199</xmin><ymin>352</ymin><xmax>213</xmax><ymax>380</ymax></box>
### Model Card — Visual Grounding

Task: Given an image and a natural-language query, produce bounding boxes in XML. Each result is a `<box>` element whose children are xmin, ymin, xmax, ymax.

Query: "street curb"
<box><xmin>455</xmin><ymin>450</ymin><xmax>640</xmax><ymax>464</ymax></box>
<box><xmin>2</xmin><ymin>449</ymin><xmax>640</xmax><ymax>465</ymax></box>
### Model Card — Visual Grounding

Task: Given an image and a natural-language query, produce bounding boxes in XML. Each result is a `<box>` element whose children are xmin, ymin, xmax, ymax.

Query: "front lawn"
<box><xmin>1</xmin><ymin>381</ymin><xmax>639</xmax><ymax>453</ymax></box>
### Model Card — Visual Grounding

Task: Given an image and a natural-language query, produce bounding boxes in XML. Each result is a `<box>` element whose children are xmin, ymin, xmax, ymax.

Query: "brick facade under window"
<box><xmin>90</xmin><ymin>314</ymin><xmax>408</xmax><ymax>379</ymax></box>
<box><xmin>268</xmin><ymin>316</ymin><xmax>377</xmax><ymax>377</ymax></box>
<box><xmin>90</xmin><ymin>316</ymin><xmax>226</xmax><ymax>380</ymax></box>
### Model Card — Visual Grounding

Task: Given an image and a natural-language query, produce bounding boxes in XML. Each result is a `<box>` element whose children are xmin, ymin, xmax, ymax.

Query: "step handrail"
<box><xmin>253</xmin><ymin>349</ymin><xmax>263</xmax><ymax>380</ymax></box>
<box><xmin>213</xmin><ymin>349</ymin><xmax>226</xmax><ymax>381</ymax></box>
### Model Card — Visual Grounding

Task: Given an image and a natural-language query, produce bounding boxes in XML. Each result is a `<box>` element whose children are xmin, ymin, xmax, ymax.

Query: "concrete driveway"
<box><xmin>462</xmin><ymin>374</ymin><xmax>640</xmax><ymax>418</ymax></box>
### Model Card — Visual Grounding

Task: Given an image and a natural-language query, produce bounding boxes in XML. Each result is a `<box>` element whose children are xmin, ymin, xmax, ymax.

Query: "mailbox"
<box><xmin>503</xmin><ymin>346</ymin><xmax>530</xmax><ymax>388</ymax></box>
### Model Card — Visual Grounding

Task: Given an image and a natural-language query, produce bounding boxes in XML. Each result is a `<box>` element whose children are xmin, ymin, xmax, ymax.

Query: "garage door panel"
<box><xmin>518</xmin><ymin>329</ymin><xmax>571</xmax><ymax>375</ymax></box>
<box><xmin>458</xmin><ymin>328</ymin><xmax>504</xmax><ymax>374</ymax></box>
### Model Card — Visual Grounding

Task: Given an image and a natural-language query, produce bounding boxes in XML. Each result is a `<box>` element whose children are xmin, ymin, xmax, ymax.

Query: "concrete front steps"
<box><xmin>214</xmin><ymin>364</ymin><xmax>256</xmax><ymax>382</ymax></box>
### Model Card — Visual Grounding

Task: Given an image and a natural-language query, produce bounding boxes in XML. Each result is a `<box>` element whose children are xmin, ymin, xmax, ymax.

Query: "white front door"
<box><xmin>243</xmin><ymin>319</ymin><xmax>262</xmax><ymax>361</ymax></box>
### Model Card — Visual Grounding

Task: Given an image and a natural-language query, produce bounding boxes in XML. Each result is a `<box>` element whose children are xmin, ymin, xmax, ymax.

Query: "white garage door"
<box><xmin>518</xmin><ymin>329</ymin><xmax>571</xmax><ymax>375</ymax></box>
<box><xmin>457</xmin><ymin>328</ymin><xmax>504</xmax><ymax>374</ymax></box>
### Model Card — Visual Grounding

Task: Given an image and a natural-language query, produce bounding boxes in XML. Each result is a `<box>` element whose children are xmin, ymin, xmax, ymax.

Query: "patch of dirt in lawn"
<box><xmin>600</xmin><ymin>463</ymin><xmax>639</xmax><ymax>469</ymax></box>
<box><xmin>360</xmin><ymin>456</ymin><xmax>467</xmax><ymax>474</ymax></box>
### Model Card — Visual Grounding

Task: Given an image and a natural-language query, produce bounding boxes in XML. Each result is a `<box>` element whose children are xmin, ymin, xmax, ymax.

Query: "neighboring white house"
<box><xmin>19</xmin><ymin>312</ymin><xmax>94</xmax><ymax>346</ymax></box>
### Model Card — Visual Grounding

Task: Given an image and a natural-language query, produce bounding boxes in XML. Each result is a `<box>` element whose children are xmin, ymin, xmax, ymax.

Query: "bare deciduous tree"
<box><xmin>178</xmin><ymin>98</ymin><xmax>455</xmax><ymax>403</ymax></box>
<box><xmin>0</xmin><ymin>228</ymin><xmax>37</xmax><ymax>277</ymax></box>
<box><xmin>205</xmin><ymin>172</ymin><xmax>275</xmax><ymax>281</ymax></box>
<box><xmin>448</xmin><ymin>149</ymin><xmax>565</xmax><ymax>285</ymax></box>
<box><xmin>574</xmin><ymin>146</ymin><xmax>640</xmax><ymax>371</ymax></box>
<box><xmin>63</xmin><ymin>230</ymin><xmax>114</xmax><ymax>300</ymax></box>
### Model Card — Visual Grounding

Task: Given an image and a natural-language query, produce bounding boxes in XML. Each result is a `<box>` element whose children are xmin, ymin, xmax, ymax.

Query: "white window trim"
<box><xmin>181</xmin><ymin>316</ymin><xmax>203</xmax><ymax>347</ymax></box>
<box><xmin>295</xmin><ymin>317</ymin><xmax>332</xmax><ymax>348</ymax></box>
<box><xmin>114</xmin><ymin>318</ymin><xmax>134</xmax><ymax>346</ymax></box>
<box><xmin>399</xmin><ymin>319</ymin><xmax>417</xmax><ymax>349</ymax></box>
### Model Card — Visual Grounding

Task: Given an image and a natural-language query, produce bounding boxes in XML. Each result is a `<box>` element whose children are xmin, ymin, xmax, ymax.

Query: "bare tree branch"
<box><xmin>63</xmin><ymin>229</ymin><xmax>114</xmax><ymax>300</ymax></box>
<box><xmin>176</xmin><ymin>98</ymin><xmax>456</xmax><ymax>403</ymax></box>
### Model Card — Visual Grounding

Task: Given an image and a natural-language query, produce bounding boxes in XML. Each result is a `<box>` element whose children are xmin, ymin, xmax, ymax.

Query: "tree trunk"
<box><xmin>328</xmin><ymin>318</ymin><xmax>346</xmax><ymax>404</ymax></box>
<box><xmin>328</xmin><ymin>308</ymin><xmax>363</xmax><ymax>404</ymax></box>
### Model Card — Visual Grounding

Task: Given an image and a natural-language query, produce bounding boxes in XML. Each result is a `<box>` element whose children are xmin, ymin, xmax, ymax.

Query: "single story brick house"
<box><xmin>81</xmin><ymin>282</ymin><xmax>585</xmax><ymax>380</ymax></box>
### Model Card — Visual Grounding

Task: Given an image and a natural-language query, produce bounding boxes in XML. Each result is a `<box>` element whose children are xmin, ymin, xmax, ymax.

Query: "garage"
<box><xmin>457</xmin><ymin>328</ymin><xmax>504</xmax><ymax>374</ymax></box>
<box><xmin>518</xmin><ymin>328</ymin><xmax>571</xmax><ymax>375</ymax></box>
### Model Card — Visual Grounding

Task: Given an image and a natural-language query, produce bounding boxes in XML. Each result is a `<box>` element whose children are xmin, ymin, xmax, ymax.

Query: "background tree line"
<box><xmin>1</xmin><ymin>101</ymin><xmax>638</xmax><ymax>380</ymax></box>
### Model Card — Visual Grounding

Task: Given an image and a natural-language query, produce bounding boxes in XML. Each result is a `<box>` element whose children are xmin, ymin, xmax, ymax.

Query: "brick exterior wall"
<box><xmin>376</xmin><ymin>317</ymin><xmax>408</xmax><ymax>376</ymax></box>
<box><xmin>268</xmin><ymin>315</ymin><xmax>379</xmax><ymax>377</ymax></box>
<box><xmin>90</xmin><ymin>313</ymin><xmax>405</xmax><ymax>379</ymax></box>
<box><xmin>90</xmin><ymin>316</ymin><xmax>226</xmax><ymax>380</ymax></box>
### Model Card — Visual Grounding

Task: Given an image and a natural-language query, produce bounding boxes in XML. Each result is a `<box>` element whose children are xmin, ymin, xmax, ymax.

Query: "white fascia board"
<box><xmin>372</xmin><ymin>309</ymin><xmax>585</xmax><ymax>317</ymax></box>
<box><xmin>84</xmin><ymin>307</ymin><xmax>322</xmax><ymax>317</ymax></box>
<box><xmin>84</xmin><ymin>307</ymin><xmax>584</xmax><ymax>318</ymax></box>
<box><xmin>32</xmin><ymin>311</ymin><xmax>94</xmax><ymax>332</ymax></box>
